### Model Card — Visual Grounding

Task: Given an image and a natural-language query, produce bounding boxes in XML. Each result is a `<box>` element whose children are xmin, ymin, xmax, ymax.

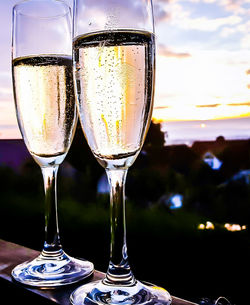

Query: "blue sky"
<box><xmin>0</xmin><ymin>0</ymin><xmax>249</xmax><ymax>142</ymax></box>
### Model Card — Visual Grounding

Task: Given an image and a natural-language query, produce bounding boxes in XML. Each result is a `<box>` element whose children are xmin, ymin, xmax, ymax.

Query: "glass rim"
<box><xmin>13</xmin><ymin>0</ymin><xmax>71</xmax><ymax>20</ymax></box>
<box><xmin>72</xmin><ymin>28</ymin><xmax>156</xmax><ymax>41</ymax></box>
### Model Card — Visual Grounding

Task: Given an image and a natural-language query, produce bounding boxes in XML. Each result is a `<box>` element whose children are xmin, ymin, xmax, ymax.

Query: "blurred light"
<box><xmin>224</xmin><ymin>223</ymin><xmax>247</xmax><ymax>232</ymax></box>
<box><xmin>203</xmin><ymin>152</ymin><xmax>222</xmax><ymax>170</ymax></box>
<box><xmin>206</xmin><ymin>221</ymin><xmax>215</xmax><ymax>230</ymax></box>
<box><xmin>231</xmin><ymin>170</ymin><xmax>250</xmax><ymax>184</ymax></box>
<box><xmin>198</xmin><ymin>223</ymin><xmax>205</xmax><ymax>230</ymax></box>
<box><xmin>198</xmin><ymin>221</ymin><xmax>215</xmax><ymax>230</ymax></box>
<box><xmin>169</xmin><ymin>194</ymin><xmax>183</xmax><ymax>209</ymax></box>
<box><xmin>198</xmin><ymin>222</ymin><xmax>247</xmax><ymax>231</ymax></box>
<box><xmin>97</xmin><ymin>173</ymin><xmax>109</xmax><ymax>194</ymax></box>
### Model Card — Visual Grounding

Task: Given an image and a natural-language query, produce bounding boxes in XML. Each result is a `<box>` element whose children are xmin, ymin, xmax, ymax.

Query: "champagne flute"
<box><xmin>11</xmin><ymin>0</ymin><xmax>94</xmax><ymax>287</ymax></box>
<box><xmin>71</xmin><ymin>0</ymin><xmax>172</xmax><ymax>304</ymax></box>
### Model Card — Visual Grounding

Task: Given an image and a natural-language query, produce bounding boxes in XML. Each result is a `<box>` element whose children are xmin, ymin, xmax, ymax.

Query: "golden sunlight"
<box><xmin>153</xmin><ymin>52</ymin><xmax>250</xmax><ymax>123</ymax></box>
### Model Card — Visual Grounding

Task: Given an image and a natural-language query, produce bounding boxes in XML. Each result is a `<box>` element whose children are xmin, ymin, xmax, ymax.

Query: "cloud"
<box><xmin>196</xmin><ymin>104</ymin><xmax>220</xmax><ymax>108</ymax></box>
<box><xmin>188</xmin><ymin>0</ymin><xmax>248</xmax><ymax>13</ymax></box>
<box><xmin>177</xmin><ymin>15</ymin><xmax>242</xmax><ymax>32</ymax></box>
<box><xmin>154</xmin><ymin>3</ymin><xmax>170</xmax><ymax>23</ymax></box>
<box><xmin>218</xmin><ymin>0</ymin><xmax>247</xmax><ymax>13</ymax></box>
<box><xmin>154</xmin><ymin>105</ymin><xmax>171</xmax><ymax>109</ymax></box>
<box><xmin>241</xmin><ymin>33</ymin><xmax>250</xmax><ymax>49</ymax></box>
<box><xmin>155</xmin><ymin>0</ymin><xmax>245</xmax><ymax>36</ymax></box>
<box><xmin>158</xmin><ymin>44</ymin><xmax>191</xmax><ymax>58</ymax></box>
<box><xmin>220</xmin><ymin>20</ymin><xmax>250</xmax><ymax>46</ymax></box>
<box><xmin>228</xmin><ymin>102</ymin><xmax>250</xmax><ymax>106</ymax></box>
<box><xmin>196</xmin><ymin>102</ymin><xmax>250</xmax><ymax>107</ymax></box>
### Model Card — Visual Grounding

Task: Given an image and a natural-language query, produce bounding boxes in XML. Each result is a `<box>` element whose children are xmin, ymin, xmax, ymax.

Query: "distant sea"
<box><xmin>161</xmin><ymin>117</ymin><xmax>250</xmax><ymax>146</ymax></box>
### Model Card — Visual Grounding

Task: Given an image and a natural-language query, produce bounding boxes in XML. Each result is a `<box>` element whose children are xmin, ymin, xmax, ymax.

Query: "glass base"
<box><xmin>70</xmin><ymin>279</ymin><xmax>172</xmax><ymax>305</ymax></box>
<box><xmin>11</xmin><ymin>249</ymin><xmax>94</xmax><ymax>287</ymax></box>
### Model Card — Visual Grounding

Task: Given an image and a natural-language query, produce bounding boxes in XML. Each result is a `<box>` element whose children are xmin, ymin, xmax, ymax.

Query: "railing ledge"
<box><xmin>0</xmin><ymin>239</ymin><xmax>197</xmax><ymax>305</ymax></box>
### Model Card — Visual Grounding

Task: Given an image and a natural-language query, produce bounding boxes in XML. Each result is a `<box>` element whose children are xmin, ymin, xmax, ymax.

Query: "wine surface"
<box><xmin>73</xmin><ymin>30</ymin><xmax>155</xmax><ymax>161</ymax></box>
<box><xmin>13</xmin><ymin>55</ymin><xmax>76</xmax><ymax>159</ymax></box>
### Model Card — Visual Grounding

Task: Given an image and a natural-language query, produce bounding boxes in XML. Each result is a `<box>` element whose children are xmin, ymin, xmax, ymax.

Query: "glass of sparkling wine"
<box><xmin>11</xmin><ymin>0</ymin><xmax>94</xmax><ymax>287</ymax></box>
<box><xmin>71</xmin><ymin>0</ymin><xmax>172</xmax><ymax>304</ymax></box>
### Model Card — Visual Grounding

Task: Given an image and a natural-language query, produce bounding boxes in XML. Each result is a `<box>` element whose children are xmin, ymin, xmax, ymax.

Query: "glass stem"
<box><xmin>104</xmin><ymin>168</ymin><xmax>135</xmax><ymax>286</ymax></box>
<box><xmin>41</xmin><ymin>165</ymin><xmax>62</xmax><ymax>254</ymax></box>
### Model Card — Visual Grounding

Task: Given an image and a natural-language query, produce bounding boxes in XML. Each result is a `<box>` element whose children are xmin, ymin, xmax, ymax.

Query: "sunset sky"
<box><xmin>0</xmin><ymin>0</ymin><xmax>249</xmax><ymax>143</ymax></box>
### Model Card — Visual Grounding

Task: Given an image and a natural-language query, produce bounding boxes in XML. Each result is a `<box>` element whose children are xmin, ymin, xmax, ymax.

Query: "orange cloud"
<box><xmin>157</xmin><ymin>44</ymin><xmax>191</xmax><ymax>58</ymax></box>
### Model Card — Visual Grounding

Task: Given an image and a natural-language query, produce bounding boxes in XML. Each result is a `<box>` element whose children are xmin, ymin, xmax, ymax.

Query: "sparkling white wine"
<box><xmin>13</xmin><ymin>55</ymin><xmax>76</xmax><ymax>161</ymax></box>
<box><xmin>73</xmin><ymin>30</ymin><xmax>155</xmax><ymax>162</ymax></box>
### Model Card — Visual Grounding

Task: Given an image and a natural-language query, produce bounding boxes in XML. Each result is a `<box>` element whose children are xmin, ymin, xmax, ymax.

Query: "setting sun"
<box><xmin>153</xmin><ymin>51</ymin><xmax>250</xmax><ymax>123</ymax></box>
